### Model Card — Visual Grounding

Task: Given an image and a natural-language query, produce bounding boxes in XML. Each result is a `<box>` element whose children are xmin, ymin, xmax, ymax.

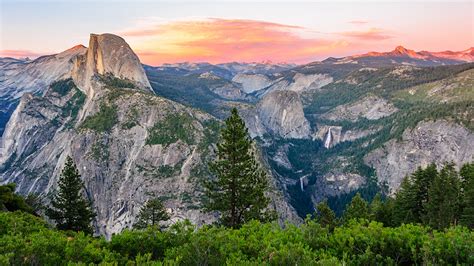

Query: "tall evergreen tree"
<box><xmin>204</xmin><ymin>108</ymin><xmax>275</xmax><ymax>228</ymax></box>
<box><xmin>46</xmin><ymin>156</ymin><xmax>96</xmax><ymax>234</ymax></box>
<box><xmin>316</xmin><ymin>201</ymin><xmax>337</xmax><ymax>231</ymax></box>
<box><xmin>134</xmin><ymin>198</ymin><xmax>170</xmax><ymax>229</ymax></box>
<box><xmin>460</xmin><ymin>163</ymin><xmax>474</xmax><ymax>228</ymax></box>
<box><xmin>393</xmin><ymin>175</ymin><xmax>417</xmax><ymax>225</ymax></box>
<box><xmin>369</xmin><ymin>193</ymin><xmax>394</xmax><ymax>227</ymax></box>
<box><xmin>412</xmin><ymin>164</ymin><xmax>437</xmax><ymax>222</ymax></box>
<box><xmin>343</xmin><ymin>193</ymin><xmax>369</xmax><ymax>222</ymax></box>
<box><xmin>424</xmin><ymin>163</ymin><xmax>461</xmax><ymax>229</ymax></box>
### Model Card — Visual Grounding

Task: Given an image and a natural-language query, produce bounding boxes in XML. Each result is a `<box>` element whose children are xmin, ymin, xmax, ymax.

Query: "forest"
<box><xmin>1</xmin><ymin>162</ymin><xmax>473</xmax><ymax>265</ymax></box>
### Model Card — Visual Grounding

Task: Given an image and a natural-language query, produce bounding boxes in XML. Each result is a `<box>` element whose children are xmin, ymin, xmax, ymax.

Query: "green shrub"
<box><xmin>99</xmin><ymin>74</ymin><xmax>137</xmax><ymax>89</ymax></box>
<box><xmin>81</xmin><ymin>104</ymin><xmax>118</xmax><ymax>132</ymax></box>
<box><xmin>146</xmin><ymin>113</ymin><xmax>195</xmax><ymax>146</ymax></box>
<box><xmin>50</xmin><ymin>78</ymin><xmax>75</xmax><ymax>96</ymax></box>
<box><xmin>1</xmin><ymin>211</ymin><xmax>473</xmax><ymax>265</ymax></box>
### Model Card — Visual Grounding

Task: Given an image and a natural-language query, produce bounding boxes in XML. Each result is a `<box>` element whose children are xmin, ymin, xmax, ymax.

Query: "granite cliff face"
<box><xmin>0</xmin><ymin>34</ymin><xmax>298</xmax><ymax>237</ymax></box>
<box><xmin>71</xmin><ymin>33</ymin><xmax>152</xmax><ymax>95</ymax></box>
<box><xmin>0</xmin><ymin>46</ymin><xmax>87</xmax><ymax>133</ymax></box>
<box><xmin>241</xmin><ymin>90</ymin><xmax>311</xmax><ymax>139</ymax></box>
<box><xmin>364</xmin><ymin>120</ymin><xmax>474</xmax><ymax>192</ymax></box>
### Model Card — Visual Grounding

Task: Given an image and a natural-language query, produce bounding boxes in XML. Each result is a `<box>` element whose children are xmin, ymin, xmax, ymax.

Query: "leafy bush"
<box><xmin>1</xmin><ymin>211</ymin><xmax>473</xmax><ymax>265</ymax></box>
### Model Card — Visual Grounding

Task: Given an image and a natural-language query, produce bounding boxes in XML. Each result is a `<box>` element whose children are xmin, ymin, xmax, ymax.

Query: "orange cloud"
<box><xmin>0</xmin><ymin>49</ymin><xmax>43</xmax><ymax>59</ymax></box>
<box><xmin>340</xmin><ymin>28</ymin><xmax>392</xmax><ymax>41</ymax></box>
<box><xmin>120</xmin><ymin>18</ymin><xmax>349</xmax><ymax>65</ymax></box>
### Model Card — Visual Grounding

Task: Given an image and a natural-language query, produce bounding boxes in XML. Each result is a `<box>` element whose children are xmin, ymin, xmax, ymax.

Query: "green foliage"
<box><xmin>146</xmin><ymin>113</ymin><xmax>195</xmax><ymax>146</ymax></box>
<box><xmin>424</xmin><ymin>163</ymin><xmax>462</xmax><ymax>229</ymax></box>
<box><xmin>343</xmin><ymin>192</ymin><xmax>369</xmax><ymax>222</ymax></box>
<box><xmin>0</xmin><ymin>211</ymin><xmax>116</xmax><ymax>265</ymax></box>
<box><xmin>98</xmin><ymin>73</ymin><xmax>137</xmax><ymax>89</ymax></box>
<box><xmin>204</xmin><ymin>108</ymin><xmax>276</xmax><ymax>228</ymax></box>
<box><xmin>81</xmin><ymin>104</ymin><xmax>118</xmax><ymax>132</ymax></box>
<box><xmin>50</xmin><ymin>78</ymin><xmax>75</xmax><ymax>96</ymax></box>
<box><xmin>0</xmin><ymin>183</ymin><xmax>34</xmax><ymax>214</ymax></box>
<box><xmin>2</xmin><ymin>210</ymin><xmax>473</xmax><ymax>265</ymax></box>
<box><xmin>63</xmin><ymin>90</ymin><xmax>86</xmax><ymax>127</ymax></box>
<box><xmin>391</xmin><ymin>162</ymin><xmax>470</xmax><ymax>230</ymax></box>
<box><xmin>460</xmin><ymin>163</ymin><xmax>474</xmax><ymax>228</ymax></box>
<box><xmin>47</xmin><ymin>79</ymin><xmax>86</xmax><ymax>128</ymax></box>
<box><xmin>369</xmin><ymin>193</ymin><xmax>394</xmax><ymax>227</ymax></box>
<box><xmin>422</xmin><ymin>226</ymin><xmax>474</xmax><ymax>265</ymax></box>
<box><xmin>315</xmin><ymin>201</ymin><xmax>337</xmax><ymax>231</ymax></box>
<box><xmin>134</xmin><ymin>198</ymin><xmax>170</xmax><ymax>229</ymax></box>
<box><xmin>45</xmin><ymin>156</ymin><xmax>96</xmax><ymax>234</ymax></box>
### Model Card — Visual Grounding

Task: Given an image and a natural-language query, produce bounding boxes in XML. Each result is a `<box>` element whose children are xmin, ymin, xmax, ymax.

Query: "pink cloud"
<box><xmin>120</xmin><ymin>18</ymin><xmax>350</xmax><ymax>65</ymax></box>
<box><xmin>340</xmin><ymin>28</ymin><xmax>392</xmax><ymax>41</ymax></box>
<box><xmin>0</xmin><ymin>49</ymin><xmax>43</xmax><ymax>59</ymax></box>
<box><xmin>348</xmin><ymin>20</ymin><xmax>369</xmax><ymax>25</ymax></box>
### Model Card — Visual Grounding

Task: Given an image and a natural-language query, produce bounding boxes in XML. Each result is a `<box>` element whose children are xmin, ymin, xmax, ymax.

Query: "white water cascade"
<box><xmin>324</xmin><ymin>127</ymin><xmax>332</xmax><ymax>149</ymax></box>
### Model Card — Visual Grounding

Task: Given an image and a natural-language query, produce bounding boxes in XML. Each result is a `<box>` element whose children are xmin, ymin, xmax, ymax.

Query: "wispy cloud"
<box><xmin>120</xmin><ymin>18</ymin><xmax>349</xmax><ymax>65</ymax></box>
<box><xmin>340</xmin><ymin>28</ymin><xmax>392</xmax><ymax>41</ymax></box>
<box><xmin>0</xmin><ymin>49</ymin><xmax>43</xmax><ymax>59</ymax></box>
<box><xmin>348</xmin><ymin>20</ymin><xmax>369</xmax><ymax>25</ymax></box>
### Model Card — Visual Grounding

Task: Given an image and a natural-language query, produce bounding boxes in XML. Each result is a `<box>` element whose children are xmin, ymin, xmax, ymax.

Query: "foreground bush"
<box><xmin>1</xmin><ymin>212</ymin><xmax>473</xmax><ymax>265</ymax></box>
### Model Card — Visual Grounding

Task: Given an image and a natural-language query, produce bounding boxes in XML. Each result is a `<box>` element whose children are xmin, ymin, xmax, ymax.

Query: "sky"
<box><xmin>0</xmin><ymin>0</ymin><xmax>473</xmax><ymax>65</ymax></box>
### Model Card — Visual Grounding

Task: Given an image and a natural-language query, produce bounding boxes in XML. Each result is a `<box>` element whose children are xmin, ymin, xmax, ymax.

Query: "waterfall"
<box><xmin>299</xmin><ymin>177</ymin><xmax>305</xmax><ymax>191</ymax></box>
<box><xmin>324</xmin><ymin>127</ymin><xmax>332</xmax><ymax>149</ymax></box>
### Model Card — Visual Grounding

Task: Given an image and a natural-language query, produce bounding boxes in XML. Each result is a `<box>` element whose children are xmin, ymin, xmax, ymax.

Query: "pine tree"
<box><xmin>424</xmin><ymin>163</ymin><xmax>461</xmax><ymax>229</ymax></box>
<box><xmin>369</xmin><ymin>193</ymin><xmax>394</xmax><ymax>227</ymax></box>
<box><xmin>343</xmin><ymin>193</ymin><xmax>369</xmax><ymax>222</ymax></box>
<box><xmin>204</xmin><ymin>108</ymin><xmax>275</xmax><ymax>228</ymax></box>
<box><xmin>316</xmin><ymin>201</ymin><xmax>337</xmax><ymax>231</ymax></box>
<box><xmin>412</xmin><ymin>164</ymin><xmax>437</xmax><ymax>222</ymax></box>
<box><xmin>46</xmin><ymin>156</ymin><xmax>96</xmax><ymax>234</ymax></box>
<box><xmin>460</xmin><ymin>163</ymin><xmax>474</xmax><ymax>228</ymax></box>
<box><xmin>134</xmin><ymin>198</ymin><xmax>170</xmax><ymax>229</ymax></box>
<box><xmin>393</xmin><ymin>175</ymin><xmax>417</xmax><ymax>225</ymax></box>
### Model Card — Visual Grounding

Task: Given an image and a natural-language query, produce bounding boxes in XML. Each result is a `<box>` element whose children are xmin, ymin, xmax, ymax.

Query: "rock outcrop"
<box><xmin>0</xmin><ymin>46</ymin><xmax>87</xmax><ymax>133</ymax></box>
<box><xmin>254</xmin><ymin>90</ymin><xmax>311</xmax><ymax>139</ymax></box>
<box><xmin>71</xmin><ymin>33</ymin><xmax>152</xmax><ymax>95</ymax></box>
<box><xmin>364</xmin><ymin>120</ymin><xmax>474</xmax><ymax>192</ymax></box>
<box><xmin>321</xmin><ymin>95</ymin><xmax>397</xmax><ymax>121</ymax></box>
<box><xmin>232</xmin><ymin>73</ymin><xmax>274</xmax><ymax>93</ymax></box>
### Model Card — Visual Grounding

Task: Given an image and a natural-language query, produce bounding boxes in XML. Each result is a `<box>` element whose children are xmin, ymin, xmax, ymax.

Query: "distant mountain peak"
<box><xmin>71</xmin><ymin>33</ymin><xmax>152</xmax><ymax>94</ymax></box>
<box><xmin>393</xmin><ymin>45</ymin><xmax>409</xmax><ymax>53</ymax></box>
<box><xmin>350</xmin><ymin>45</ymin><xmax>474</xmax><ymax>63</ymax></box>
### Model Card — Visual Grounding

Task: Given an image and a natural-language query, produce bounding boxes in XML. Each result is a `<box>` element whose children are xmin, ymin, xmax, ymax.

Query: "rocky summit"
<box><xmin>1</xmin><ymin>33</ymin><xmax>473</xmax><ymax>235</ymax></box>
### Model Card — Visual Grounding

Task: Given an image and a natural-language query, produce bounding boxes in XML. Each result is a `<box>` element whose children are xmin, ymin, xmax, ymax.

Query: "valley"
<box><xmin>0</xmin><ymin>33</ymin><xmax>473</xmax><ymax>235</ymax></box>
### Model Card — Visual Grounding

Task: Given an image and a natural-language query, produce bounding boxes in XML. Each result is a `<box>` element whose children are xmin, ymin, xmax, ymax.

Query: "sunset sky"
<box><xmin>1</xmin><ymin>0</ymin><xmax>473</xmax><ymax>65</ymax></box>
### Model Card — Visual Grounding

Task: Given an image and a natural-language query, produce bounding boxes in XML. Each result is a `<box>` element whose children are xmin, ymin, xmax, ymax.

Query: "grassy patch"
<box><xmin>81</xmin><ymin>104</ymin><xmax>118</xmax><ymax>132</ymax></box>
<box><xmin>50</xmin><ymin>78</ymin><xmax>75</xmax><ymax>96</ymax></box>
<box><xmin>146</xmin><ymin>113</ymin><xmax>195</xmax><ymax>146</ymax></box>
<box><xmin>98</xmin><ymin>74</ymin><xmax>137</xmax><ymax>89</ymax></box>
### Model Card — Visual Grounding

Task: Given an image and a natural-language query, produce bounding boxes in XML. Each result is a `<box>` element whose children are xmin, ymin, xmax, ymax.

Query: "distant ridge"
<box><xmin>352</xmin><ymin>46</ymin><xmax>474</xmax><ymax>62</ymax></box>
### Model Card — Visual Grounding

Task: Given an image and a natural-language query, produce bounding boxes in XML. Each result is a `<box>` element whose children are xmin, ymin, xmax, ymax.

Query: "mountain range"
<box><xmin>0</xmin><ymin>34</ymin><xmax>473</xmax><ymax>236</ymax></box>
